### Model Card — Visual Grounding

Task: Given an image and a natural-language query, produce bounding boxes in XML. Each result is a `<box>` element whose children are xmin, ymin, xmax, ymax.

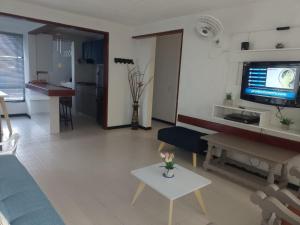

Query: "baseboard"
<box><xmin>139</xmin><ymin>125</ymin><xmax>152</xmax><ymax>130</ymax></box>
<box><xmin>107</xmin><ymin>124</ymin><xmax>131</xmax><ymax>129</ymax></box>
<box><xmin>107</xmin><ymin>124</ymin><xmax>152</xmax><ymax>130</ymax></box>
<box><xmin>152</xmin><ymin>117</ymin><xmax>175</xmax><ymax>126</ymax></box>
<box><xmin>1</xmin><ymin>113</ymin><xmax>31</xmax><ymax>119</ymax></box>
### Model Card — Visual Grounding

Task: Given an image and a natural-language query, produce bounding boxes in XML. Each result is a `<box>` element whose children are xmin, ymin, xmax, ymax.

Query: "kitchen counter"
<box><xmin>26</xmin><ymin>82</ymin><xmax>75</xmax><ymax>134</ymax></box>
<box><xmin>26</xmin><ymin>82</ymin><xmax>75</xmax><ymax>97</ymax></box>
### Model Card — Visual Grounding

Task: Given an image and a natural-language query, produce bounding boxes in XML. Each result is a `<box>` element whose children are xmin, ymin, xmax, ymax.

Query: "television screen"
<box><xmin>241</xmin><ymin>61</ymin><xmax>300</xmax><ymax>107</ymax></box>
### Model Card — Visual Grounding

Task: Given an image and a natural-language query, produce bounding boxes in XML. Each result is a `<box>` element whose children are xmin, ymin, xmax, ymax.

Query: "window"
<box><xmin>0</xmin><ymin>32</ymin><xmax>24</xmax><ymax>101</ymax></box>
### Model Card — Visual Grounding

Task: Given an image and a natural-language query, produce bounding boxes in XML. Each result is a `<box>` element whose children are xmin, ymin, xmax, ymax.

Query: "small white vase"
<box><xmin>163</xmin><ymin>168</ymin><xmax>174</xmax><ymax>178</ymax></box>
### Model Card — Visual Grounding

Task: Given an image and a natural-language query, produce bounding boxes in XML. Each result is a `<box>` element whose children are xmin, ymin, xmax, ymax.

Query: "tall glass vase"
<box><xmin>131</xmin><ymin>101</ymin><xmax>139</xmax><ymax>130</ymax></box>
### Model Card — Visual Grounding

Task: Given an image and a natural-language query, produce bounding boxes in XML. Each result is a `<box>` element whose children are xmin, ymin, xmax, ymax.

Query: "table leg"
<box><xmin>280</xmin><ymin>163</ymin><xmax>288</xmax><ymax>185</ymax></box>
<box><xmin>194</xmin><ymin>190</ymin><xmax>207</xmax><ymax>214</ymax></box>
<box><xmin>203</xmin><ymin>144</ymin><xmax>213</xmax><ymax>171</ymax></box>
<box><xmin>192</xmin><ymin>153</ymin><xmax>197</xmax><ymax>168</ymax></box>
<box><xmin>158</xmin><ymin>142</ymin><xmax>166</xmax><ymax>152</ymax></box>
<box><xmin>131</xmin><ymin>182</ymin><xmax>145</xmax><ymax>206</ymax></box>
<box><xmin>168</xmin><ymin>200</ymin><xmax>174</xmax><ymax>225</ymax></box>
<box><xmin>267</xmin><ymin>163</ymin><xmax>276</xmax><ymax>184</ymax></box>
<box><xmin>0</xmin><ymin>99</ymin><xmax>12</xmax><ymax>136</ymax></box>
<box><xmin>219</xmin><ymin>148</ymin><xmax>227</xmax><ymax>166</ymax></box>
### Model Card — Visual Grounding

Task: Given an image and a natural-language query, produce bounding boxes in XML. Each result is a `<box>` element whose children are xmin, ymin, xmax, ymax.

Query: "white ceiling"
<box><xmin>17</xmin><ymin>0</ymin><xmax>259</xmax><ymax>26</ymax></box>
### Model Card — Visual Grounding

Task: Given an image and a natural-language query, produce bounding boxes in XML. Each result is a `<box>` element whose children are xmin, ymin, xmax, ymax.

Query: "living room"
<box><xmin>0</xmin><ymin>0</ymin><xmax>299</xmax><ymax>225</ymax></box>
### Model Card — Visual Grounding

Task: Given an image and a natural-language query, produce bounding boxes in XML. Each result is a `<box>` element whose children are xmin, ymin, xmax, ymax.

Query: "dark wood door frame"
<box><xmin>0</xmin><ymin>12</ymin><xmax>109</xmax><ymax>129</ymax></box>
<box><xmin>132</xmin><ymin>29</ymin><xmax>184</xmax><ymax>125</ymax></box>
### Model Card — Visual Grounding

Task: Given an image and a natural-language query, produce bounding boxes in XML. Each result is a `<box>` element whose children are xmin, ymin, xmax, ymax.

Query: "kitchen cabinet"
<box><xmin>82</xmin><ymin>40</ymin><xmax>104</xmax><ymax>64</ymax></box>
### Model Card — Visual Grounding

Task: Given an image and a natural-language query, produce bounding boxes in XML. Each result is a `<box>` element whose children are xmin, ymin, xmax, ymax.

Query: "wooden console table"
<box><xmin>202</xmin><ymin>133</ymin><xmax>299</xmax><ymax>189</ymax></box>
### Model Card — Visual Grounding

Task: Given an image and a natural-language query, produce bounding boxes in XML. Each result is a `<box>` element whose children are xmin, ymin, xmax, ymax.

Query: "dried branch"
<box><xmin>127</xmin><ymin>61</ymin><xmax>154</xmax><ymax>102</ymax></box>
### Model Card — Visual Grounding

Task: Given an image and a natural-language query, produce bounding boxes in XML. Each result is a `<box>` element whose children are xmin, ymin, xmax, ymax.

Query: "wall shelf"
<box><xmin>213</xmin><ymin>104</ymin><xmax>270</xmax><ymax>127</ymax></box>
<box><xmin>212</xmin><ymin>105</ymin><xmax>300</xmax><ymax>142</ymax></box>
<box><xmin>229</xmin><ymin>48</ymin><xmax>300</xmax><ymax>62</ymax></box>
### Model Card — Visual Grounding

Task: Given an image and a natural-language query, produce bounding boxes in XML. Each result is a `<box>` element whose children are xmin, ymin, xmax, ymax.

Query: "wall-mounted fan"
<box><xmin>195</xmin><ymin>15</ymin><xmax>224</xmax><ymax>41</ymax></box>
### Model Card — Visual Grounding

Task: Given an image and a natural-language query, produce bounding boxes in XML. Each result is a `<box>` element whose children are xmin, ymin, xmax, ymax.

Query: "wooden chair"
<box><xmin>0</xmin><ymin>133</ymin><xmax>20</xmax><ymax>155</ymax></box>
<box><xmin>290</xmin><ymin>167</ymin><xmax>300</xmax><ymax>195</ymax></box>
<box><xmin>251</xmin><ymin>166</ymin><xmax>300</xmax><ymax>225</ymax></box>
<box><xmin>251</xmin><ymin>190</ymin><xmax>300</xmax><ymax>225</ymax></box>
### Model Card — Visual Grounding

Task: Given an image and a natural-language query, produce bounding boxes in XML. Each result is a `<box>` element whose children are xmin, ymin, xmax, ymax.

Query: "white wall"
<box><xmin>0</xmin><ymin>0</ymin><xmax>134</xmax><ymax>127</ymax></box>
<box><xmin>152</xmin><ymin>33</ymin><xmax>182</xmax><ymax>123</ymax></box>
<box><xmin>133</xmin><ymin>0</ymin><xmax>300</xmax><ymax>125</ymax></box>
<box><xmin>133</xmin><ymin>0</ymin><xmax>300</xmax><ymax>184</ymax></box>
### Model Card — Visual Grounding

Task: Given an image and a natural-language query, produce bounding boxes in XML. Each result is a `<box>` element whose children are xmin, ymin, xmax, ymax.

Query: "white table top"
<box><xmin>131</xmin><ymin>163</ymin><xmax>211</xmax><ymax>200</ymax></box>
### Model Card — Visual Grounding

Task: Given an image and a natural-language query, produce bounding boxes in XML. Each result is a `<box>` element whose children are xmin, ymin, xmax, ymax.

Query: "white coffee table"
<box><xmin>131</xmin><ymin>163</ymin><xmax>211</xmax><ymax>225</ymax></box>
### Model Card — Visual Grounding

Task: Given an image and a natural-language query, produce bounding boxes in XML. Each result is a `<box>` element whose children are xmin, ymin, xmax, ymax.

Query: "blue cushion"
<box><xmin>0</xmin><ymin>155</ymin><xmax>65</xmax><ymax>225</ymax></box>
<box><xmin>158</xmin><ymin>126</ymin><xmax>208</xmax><ymax>154</ymax></box>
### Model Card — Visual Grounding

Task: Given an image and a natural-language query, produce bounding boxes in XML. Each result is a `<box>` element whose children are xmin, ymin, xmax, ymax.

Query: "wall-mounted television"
<box><xmin>241</xmin><ymin>61</ymin><xmax>300</xmax><ymax>108</ymax></box>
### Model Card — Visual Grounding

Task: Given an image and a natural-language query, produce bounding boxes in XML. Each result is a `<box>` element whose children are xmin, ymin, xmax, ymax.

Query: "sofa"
<box><xmin>0</xmin><ymin>155</ymin><xmax>65</xmax><ymax>225</ymax></box>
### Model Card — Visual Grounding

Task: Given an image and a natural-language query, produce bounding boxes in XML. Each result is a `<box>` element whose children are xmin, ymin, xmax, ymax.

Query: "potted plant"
<box><xmin>160</xmin><ymin>152</ymin><xmax>175</xmax><ymax>178</ymax></box>
<box><xmin>280</xmin><ymin>117</ymin><xmax>294</xmax><ymax>130</ymax></box>
<box><xmin>224</xmin><ymin>92</ymin><xmax>233</xmax><ymax>106</ymax></box>
<box><xmin>127</xmin><ymin>63</ymin><xmax>153</xmax><ymax>130</ymax></box>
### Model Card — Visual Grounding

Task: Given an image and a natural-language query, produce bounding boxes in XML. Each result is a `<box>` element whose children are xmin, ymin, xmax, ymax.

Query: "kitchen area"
<box><xmin>25</xmin><ymin>24</ymin><xmax>106</xmax><ymax>133</ymax></box>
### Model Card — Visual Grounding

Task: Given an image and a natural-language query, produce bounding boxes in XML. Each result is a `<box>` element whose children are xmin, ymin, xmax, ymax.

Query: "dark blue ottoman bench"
<box><xmin>158</xmin><ymin>126</ymin><xmax>208</xmax><ymax>167</ymax></box>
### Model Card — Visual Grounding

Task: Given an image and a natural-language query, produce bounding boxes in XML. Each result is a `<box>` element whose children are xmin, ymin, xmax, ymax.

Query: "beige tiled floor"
<box><xmin>7</xmin><ymin>116</ymin><xmax>261</xmax><ymax>225</ymax></box>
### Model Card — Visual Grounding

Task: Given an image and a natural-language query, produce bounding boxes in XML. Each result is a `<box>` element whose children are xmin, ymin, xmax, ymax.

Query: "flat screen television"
<box><xmin>241</xmin><ymin>61</ymin><xmax>300</xmax><ymax>108</ymax></box>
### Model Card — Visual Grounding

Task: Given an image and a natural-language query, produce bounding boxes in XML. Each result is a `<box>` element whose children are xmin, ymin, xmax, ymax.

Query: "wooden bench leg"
<box><xmin>193</xmin><ymin>153</ymin><xmax>197</xmax><ymax>168</ymax></box>
<box><xmin>203</xmin><ymin>144</ymin><xmax>213</xmax><ymax>171</ymax></box>
<box><xmin>280</xmin><ymin>163</ymin><xmax>288</xmax><ymax>186</ymax></box>
<box><xmin>158</xmin><ymin>142</ymin><xmax>166</xmax><ymax>152</ymax></box>
<box><xmin>267</xmin><ymin>163</ymin><xmax>277</xmax><ymax>184</ymax></box>
<box><xmin>219</xmin><ymin>149</ymin><xmax>227</xmax><ymax>165</ymax></box>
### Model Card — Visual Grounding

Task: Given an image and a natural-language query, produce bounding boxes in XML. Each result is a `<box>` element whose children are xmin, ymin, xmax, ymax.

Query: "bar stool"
<box><xmin>59</xmin><ymin>97</ymin><xmax>73</xmax><ymax>130</ymax></box>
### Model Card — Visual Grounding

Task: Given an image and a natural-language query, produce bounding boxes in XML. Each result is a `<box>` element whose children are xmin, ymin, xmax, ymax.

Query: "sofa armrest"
<box><xmin>264</xmin><ymin>184</ymin><xmax>300</xmax><ymax>210</ymax></box>
<box><xmin>251</xmin><ymin>191</ymin><xmax>300</xmax><ymax>225</ymax></box>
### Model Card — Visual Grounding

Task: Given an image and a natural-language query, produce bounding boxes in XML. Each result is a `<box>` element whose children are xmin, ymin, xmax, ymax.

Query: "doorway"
<box><xmin>152</xmin><ymin>32</ymin><xmax>183</xmax><ymax>124</ymax></box>
<box><xmin>0</xmin><ymin>12</ymin><xmax>109</xmax><ymax>129</ymax></box>
<box><xmin>133</xmin><ymin>29</ymin><xmax>183</xmax><ymax>127</ymax></box>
